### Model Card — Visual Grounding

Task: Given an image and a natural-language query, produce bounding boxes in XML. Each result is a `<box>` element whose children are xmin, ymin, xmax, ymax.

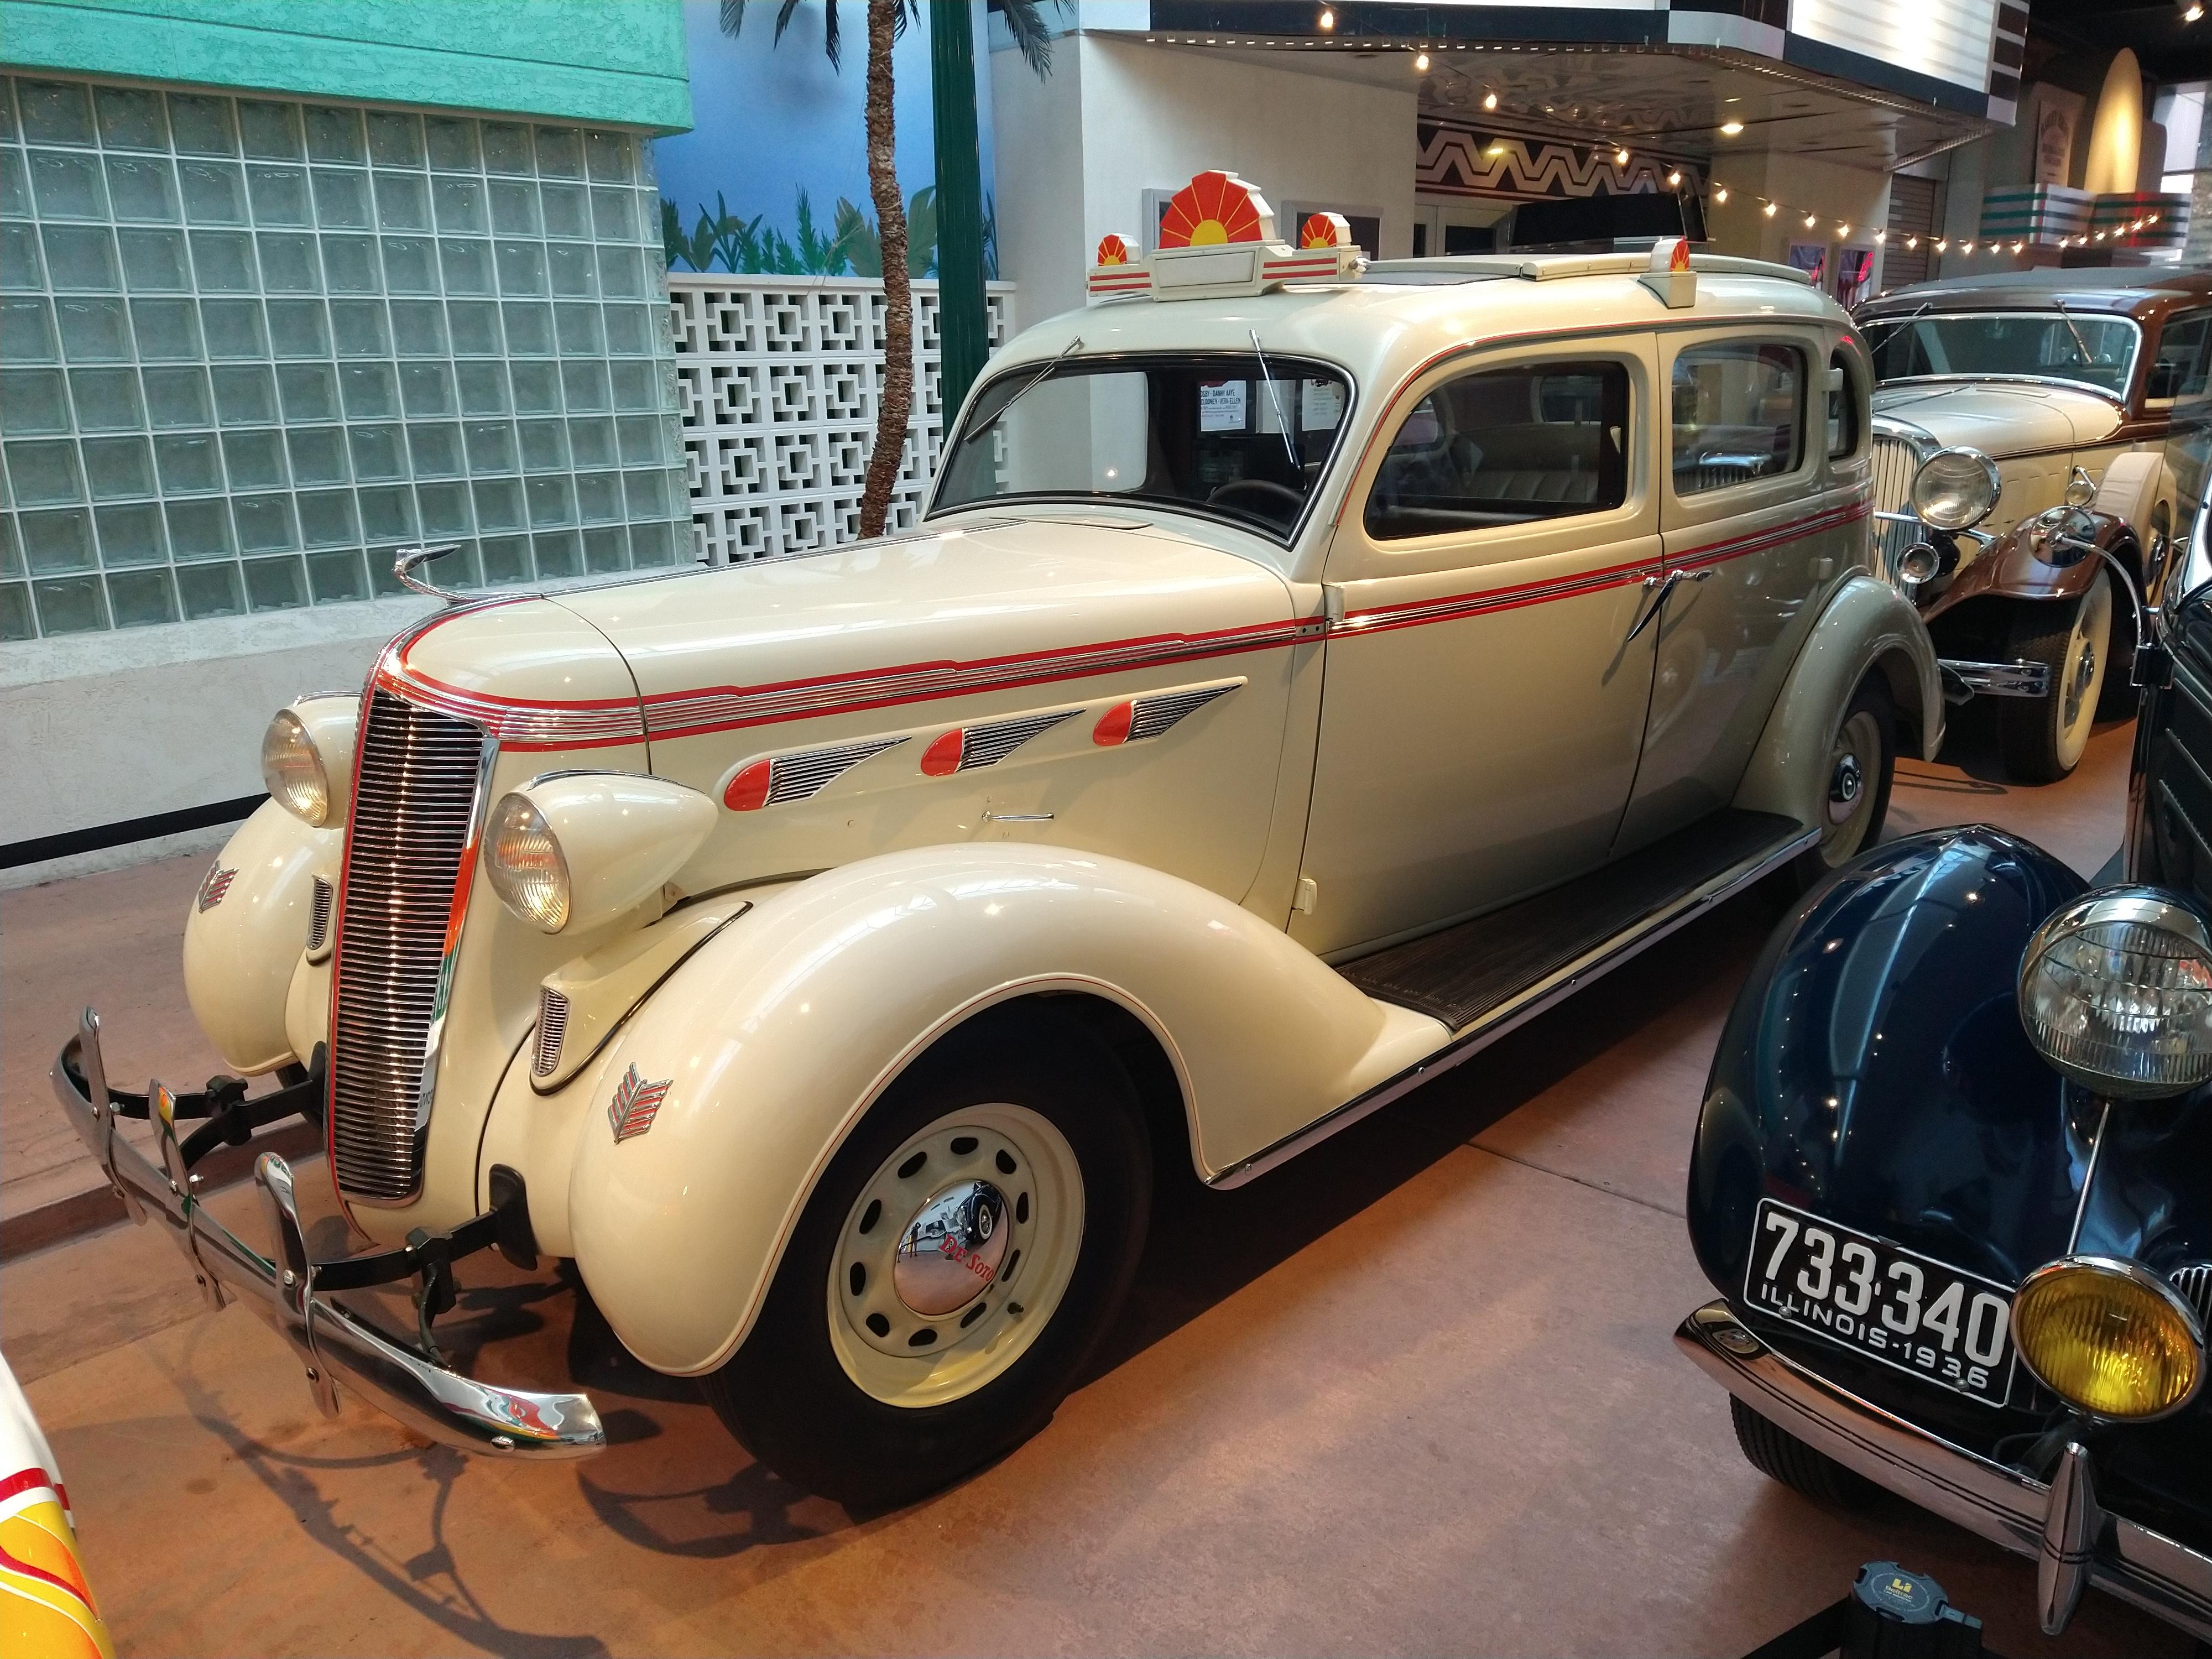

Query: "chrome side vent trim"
<box><xmin>329</xmin><ymin>689</ymin><xmax>490</xmax><ymax>1204</ymax></box>
<box><xmin>534</xmin><ymin>987</ymin><xmax>571</xmax><ymax>1079</ymax></box>
<box><xmin>306</xmin><ymin>875</ymin><xmax>334</xmax><ymax>955</ymax></box>
<box><xmin>1130</xmin><ymin>683</ymin><xmax>1236</xmax><ymax>742</ymax></box>
<box><xmin>959</xmin><ymin>709</ymin><xmax>1078</xmax><ymax>769</ymax></box>
<box><xmin>769</xmin><ymin>737</ymin><xmax>907</xmax><ymax>804</ymax></box>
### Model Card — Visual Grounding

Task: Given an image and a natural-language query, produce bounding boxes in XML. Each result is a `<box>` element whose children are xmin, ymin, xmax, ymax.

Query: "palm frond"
<box><xmin>718</xmin><ymin>0</ymin><xmax>745</xmax><ymax>38</ymax></box>
<box><xmin>997</xmin><ymin>0</ymin><xmax>1067</xmax><ymax>78</ymax></box>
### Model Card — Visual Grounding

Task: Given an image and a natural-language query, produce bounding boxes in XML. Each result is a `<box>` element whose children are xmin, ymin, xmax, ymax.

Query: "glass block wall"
<box><xmin>0</xmin><ymin>74</ymin><xmax>689</xmax><ymax>639</ymax></box>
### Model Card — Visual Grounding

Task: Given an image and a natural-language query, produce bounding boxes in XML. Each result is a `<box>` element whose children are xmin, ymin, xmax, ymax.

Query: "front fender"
<box><xmin>1688</xmin><ymin>826</ymin><xmax>2088</xmax><ymax>1301</ymax></box>
<box><xmin>561</xmin><ymin>843</ymin><xmax>1446</xmax><ymax>1374</ymax></box>
<box><xmin>1733</xmin><ymin>573</ymin><xmax>1943</xmax><ymax>834</ymax></box>
<box><xmin>182</xmin><ymin>800</ymin><xmax>341</xmax><ymax>1074</ymax></box>
<box><xmin>1922</xmin><ymin>507</ymin><xmax>2136</xmax><ymax>620</ymax></box>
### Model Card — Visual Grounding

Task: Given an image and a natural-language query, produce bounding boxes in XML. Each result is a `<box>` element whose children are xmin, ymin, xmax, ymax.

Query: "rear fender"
<box><xmin>182</xmin><ymin>800</ymin><xmax>341</xmax><ymax>1074</ymax></box>
<box><xmin>1687</xmin><ymin>826</ymin><xmax>2088</xmax><ymax>1298</ymax></box>
<box><xmin>554</xmin><ymin>843</ymin><xmax>1447</xmax><ymax>1374</ymax></box>
<box><xmin>1733</xmin><ymin>573</ymin><xmax>1942</xmax><ymax>833</ymax></box>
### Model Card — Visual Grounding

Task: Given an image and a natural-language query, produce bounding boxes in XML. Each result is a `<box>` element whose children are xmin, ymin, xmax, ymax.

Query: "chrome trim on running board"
<box><xmin>1209</xmin><ymin>825</ymin><xmax>1817</xmax><ymax>1188</ymax></box>
<box><xmin>1942</xmin><ymin>658</ymin><xmax>2054</xmax><ymax>701</ymax></box>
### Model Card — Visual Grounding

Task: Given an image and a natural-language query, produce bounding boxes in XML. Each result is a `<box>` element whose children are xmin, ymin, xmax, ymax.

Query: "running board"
<box><xmin>1208</xmin><ymin>812</ymin><xmax>1815</xmax><ymax>1190</ymax></box>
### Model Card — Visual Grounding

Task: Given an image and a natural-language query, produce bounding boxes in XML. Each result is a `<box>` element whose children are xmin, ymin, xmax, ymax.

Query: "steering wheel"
<box><xmin>1207</xmin><ymin>478</ymin><xmax>1305</xmax><ymax>515</ymax></box>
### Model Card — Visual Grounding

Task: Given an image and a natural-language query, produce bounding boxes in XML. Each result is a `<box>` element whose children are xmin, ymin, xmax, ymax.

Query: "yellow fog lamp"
<box><xmin>2011</xmin><ymin>1256</ymin><xmax>2204</xmax><ymax>1421</ymax></box>
<box><xmin>260</xmin><ymin>696</ymin><xmax>357</xmax><ymax>828</ymax></box>
<box><xmin>484</xmin><ymin>772</ymin><xmax>716</xmax><ymax>935</ymax></box>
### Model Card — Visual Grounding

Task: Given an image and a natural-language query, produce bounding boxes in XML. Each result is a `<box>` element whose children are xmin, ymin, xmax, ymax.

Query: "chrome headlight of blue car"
<box><xmin>2018</xmin><ymin>888</ymin><xmax>2212</xmax><ymax>1099</ymax></box>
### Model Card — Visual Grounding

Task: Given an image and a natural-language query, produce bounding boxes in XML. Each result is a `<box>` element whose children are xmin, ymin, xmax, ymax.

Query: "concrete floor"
<box><xmin>1</xmin><ymin>708</ymin><xmax>2190</xmax><ymax>1658</ymax></box>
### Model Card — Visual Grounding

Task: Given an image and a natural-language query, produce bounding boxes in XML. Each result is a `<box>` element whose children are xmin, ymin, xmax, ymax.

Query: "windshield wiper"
<box><xmin>1249</xmin><ymin>329</ymin><xmax>1300</xmax><ymax>471</ymax></box>
<box><xmin>2051</xmin><ymin>297</ymin><xmax>2095</xmax><ymax>367</ymax></box>
<box><xmin>960</xmin><ymin>336</ymin><xmax>1083</xmax><ymax>446</ymax></box>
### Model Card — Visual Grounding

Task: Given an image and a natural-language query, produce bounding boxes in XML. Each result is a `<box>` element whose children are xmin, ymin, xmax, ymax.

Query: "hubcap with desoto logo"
<box><xmin>828</xmin><ymin>1103</ymin><xmax>1086</xmax><ymax>1408</ymax></box>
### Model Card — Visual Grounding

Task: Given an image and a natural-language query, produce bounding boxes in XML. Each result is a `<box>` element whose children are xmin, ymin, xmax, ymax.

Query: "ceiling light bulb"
<box><xmin>1415</xmin><ymin>50</ymin><xmax>1430</xmax><ymax>71</ymax></box>
<box><xmin>1875</xmin><ymin>229</ymin><xmax>1886</xmax><ymax>242</ymax></box>
<box><xmin>1906</xmin><ymin>236</ymin><xmax>1918</xmax><ymax>248</ymax></box>
<box><xmin>1838</xmin><ymin>224</ymin><xmax>1851</xmax><ymax>237</ymax></box>
<box><xmin>1715</xmin><ymin>186</ymin><xmax>1729</xmax><ymax>204</ymax></box>
<box><xmin>1317</xmin><ymin>5</ymin><xmax>1334</xmax><ymax>28</ymax></box>
<box><xmin>1963</xmin><ymin>241</ymin><xmax>1975</xmax><ymax>253</ymax></box>
<box><xmin>1763</xmin><ymin>201</ymin><xmax>1777</xmax><ymax>217</ymax></box>
<box><xmin>1667</xmin><ymin>170</ymin><xmax>1682</xmax><ymax>187</ymax></box>
<box><xmin>1721</xmin><ymin>120</ymin><xmax>1745</xmax><ymax>136</ymax></box>
<box><xmin>2013</xmin><ymin>241</ymin><xmax>2025</xmax><ymax>253</ymax></box>
<box><xmin>1486</xmin><ymin>141</ymin><xmax>1508</xmax><ymax>157</ymax></box>
<box><xmin>1936</xmin><ymin>239</ymin><xmax>1948</xmax><ymax>251</ymax></box>
<box><xmin>2189</xmin><ymin>2</ymin><xmax>2205</xmax><ymax>22</ymax></box>
<box><xmin>1483</xmin><ymin>91</ymin><xmax>1498</xmax><ymax>111</ymax></box>
<box><xmin>1615</xmin><ymin>148</ymin><xmax>1631</xmax><ymax>165</ymax></box>
<box><xmin>1804</xmin><ymin>213</ymin><xmax>1817</xmax><ymax>227</ymax></box>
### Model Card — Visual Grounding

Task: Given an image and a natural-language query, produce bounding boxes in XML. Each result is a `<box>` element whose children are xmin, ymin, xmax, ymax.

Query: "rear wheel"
<box><xmin>1730</xmin><ymin>1396</ymin><xmax>1881</xmax><ymax>1510</ymax></box>
<box><xmin>1996</xmin><ymin>572</ymin><xmax>2112</xmax><ymax>784</ymax></box>
<box><xmin>701</xmin><ymin>1011</ymin><xmax>1151</xmax><ymax>1510</ymax></box>
<box><xmin>1793</xmin><ymin>675</ymin><xmax>1895</xmax><ymax>889</ymax></box>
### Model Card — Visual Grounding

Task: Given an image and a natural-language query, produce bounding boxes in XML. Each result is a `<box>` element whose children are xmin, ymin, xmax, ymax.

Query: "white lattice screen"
<box><xmin>670</xmin><ymin>274</ymin><xmax>1013</xmax><ymax>564</ymax></box>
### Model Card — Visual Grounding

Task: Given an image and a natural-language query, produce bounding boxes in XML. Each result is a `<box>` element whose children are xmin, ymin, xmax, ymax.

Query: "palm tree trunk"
<box><xmin>860</xmin><ymin>0</ymin><xmax>912</xmax><ymax>539</ymax></box>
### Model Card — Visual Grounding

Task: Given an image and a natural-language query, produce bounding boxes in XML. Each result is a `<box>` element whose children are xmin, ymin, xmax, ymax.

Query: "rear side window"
<box><xmin>1827</xmin><ymin>350</ymin><xmax>1859</xmax><ymax>459</ymax></box>
<box><xmin>1672</xmin><ymin>342</ymin><xmax>1804</xmax><ymax>494</ymax></box>
<box><xmin>1364</xmin><ymin>359</ymin><xmax>1629</xmax><ymax>541</ymax></box>
<box><xmin>2152</xmin><ymin>310</ymin><xmax>2212</xmax><ymax>400</ymax></box>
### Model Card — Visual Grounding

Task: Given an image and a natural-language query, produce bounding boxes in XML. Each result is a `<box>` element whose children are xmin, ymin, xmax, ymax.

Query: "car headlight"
<box><xmin>485</xmin><ymin>793</ymin><xmax>571</xmax><ymax>933</ymax></box>
<box><xmin>482</xmin><ymin>773</ymin><xmax>715</xmax><ymax>935</ymax></box>
<box><xmin>1910</xmin><ymin>446</ymin><xmax>2001</xmax><ymax>531</ymax></box>
<box><xmin>2019</xmin><ymin>888</ymin><xmax>2212</xmax><ymax>1098</ymax></box>
<box><xmin>260</xmin><ymin>698</ymin><xmax>356</xmax><ymax>828</ymax></box>
<box><xmin>2012</xmin><ymin>1256</ymin><xmax>2203</xmax><ymax>1421</ymax></box>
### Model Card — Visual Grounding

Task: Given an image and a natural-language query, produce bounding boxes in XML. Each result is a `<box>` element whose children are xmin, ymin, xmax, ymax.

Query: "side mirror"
<box><xmin>2148</xmin><ymin>359</ymin><xmax>2185</xmax><ymax>400</ymax></box>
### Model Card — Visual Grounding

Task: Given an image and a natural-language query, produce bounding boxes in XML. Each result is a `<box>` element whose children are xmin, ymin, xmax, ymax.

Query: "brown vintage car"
<box><xmin>1853</xmin><ymin>268</ymin><xmax>2212</xmax><ymax>780</ymax></box>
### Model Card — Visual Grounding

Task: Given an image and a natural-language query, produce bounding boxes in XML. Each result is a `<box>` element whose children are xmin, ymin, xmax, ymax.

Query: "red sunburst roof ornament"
<box><xmin>1157</xmin><ymin>170</ymin><xmax>1274</xmax><ymax>248</ymax></box>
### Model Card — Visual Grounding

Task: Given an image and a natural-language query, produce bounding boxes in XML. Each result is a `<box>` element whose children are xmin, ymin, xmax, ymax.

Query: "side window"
<box><xmin>1826</xmin><ymin>351</ymin><xmax>1859</xmax><ymax>460</ymax></box>
<box><xmin>1364</xmin><ymin>359</ymin><xmax>1629</xmax><ymax>541</ymax></box>
<box><xmin>2152</xmin><ymin>311</ymin><xmax>2212</xmax><ymax>401</ymax></box>
<box><xmin>1671</xmin><ymin>342</ymin><xmax>1804</xmax><ymax>495</ymax></box>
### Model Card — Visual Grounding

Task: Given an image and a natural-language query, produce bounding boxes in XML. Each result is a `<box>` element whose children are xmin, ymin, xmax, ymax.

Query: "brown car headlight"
<box><xmin>2012</xmin><ymin>1256</ymin><xmax>2204</xmax><ymax>1421</ymax></box>
<box><xmin>1909</xmin><ymin>446</ymin><xmax>2001</xmax><ymax>531</ymax></box>
<box><xmin>2019</xmin><ymin>890</ymin><xmax>2212</xmax><ymax>1098</ymax></box>
<box><xmin>484</xmin><ymin>793</ymin><xmax>571</xmax><ymax>933</ymax></box>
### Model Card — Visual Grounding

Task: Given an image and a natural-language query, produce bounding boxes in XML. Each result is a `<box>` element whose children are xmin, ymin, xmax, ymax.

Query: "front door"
<box><xmin>1616</xmin><ymin>330</ymin><xmax>1855</xmax><ymax>852</ymax></box>
<box><xmin>1295</xmin><ymin>337</ymin><xmax>1663</xmax><ymax>959</ymax></box>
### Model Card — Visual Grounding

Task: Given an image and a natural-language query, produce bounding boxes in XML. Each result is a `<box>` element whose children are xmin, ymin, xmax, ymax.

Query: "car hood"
<box><xmin>388</xmin><ymin>511</ymin><xmax>1299</xmax><ymax>751</ymax></box>
<box><xmin>1871</xmin><ymin>381</ymin><xmax>2122</xmax><ymax>456</ymax></box>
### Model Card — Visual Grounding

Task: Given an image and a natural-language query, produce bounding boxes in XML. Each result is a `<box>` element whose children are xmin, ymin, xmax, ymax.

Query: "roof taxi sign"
<box><xmin>1087</xmin><ymin>169</ymin><xmax>1365</xmax><ymax>302</ymax></box>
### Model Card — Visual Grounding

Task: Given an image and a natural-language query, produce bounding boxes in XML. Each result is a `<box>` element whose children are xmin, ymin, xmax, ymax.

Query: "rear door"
<box><xmin>1616</xmin><ymin>328</ymin><xmax>1858</xmax><ymax>852</ymax></box>
<box><xmin>1296</xmin><ymin>335</ymin><xmax>1663</xmax><ymax>958</ymax></box>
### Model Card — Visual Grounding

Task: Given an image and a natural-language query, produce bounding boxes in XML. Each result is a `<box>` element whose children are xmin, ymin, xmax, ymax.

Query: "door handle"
<box><xmin>1626</xmin><ymin>566</ymin><xmax>1713</xmax><ymax>643</ymax></box>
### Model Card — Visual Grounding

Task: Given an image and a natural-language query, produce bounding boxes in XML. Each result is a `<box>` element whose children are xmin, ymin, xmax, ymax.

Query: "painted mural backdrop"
<box><xmin>651</xmin><ymin>0</ymin><xmax>1000</xmax><ymax>277</ymax></box>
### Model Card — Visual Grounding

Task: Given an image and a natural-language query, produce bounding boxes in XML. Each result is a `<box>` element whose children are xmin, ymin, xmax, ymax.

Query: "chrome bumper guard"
<box><xmin>1940</xmin><ymin>658</ymin><xmax>2053</xmax><ymax>701</ymax></box>
<box><xmin>1677</xmin><ymin>1300</ymin><xmax>2212</xmax><ymax>1642</ymax></box>
<box><xmin>53</xmin><ymin>1010</ymin><xmax>604</xmax><ymax>1459</ymax></box>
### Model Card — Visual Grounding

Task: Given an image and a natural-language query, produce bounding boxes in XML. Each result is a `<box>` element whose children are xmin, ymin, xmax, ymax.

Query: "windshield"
<box><xmin>933</xmin><ymin>352</ymin><xmax>1353</xmax><ymax>540</ymax></box>
<box><xmin>1862</xmin><ymin>311</ymin><xmax>2139</xmax><ymax>398</ymax></box>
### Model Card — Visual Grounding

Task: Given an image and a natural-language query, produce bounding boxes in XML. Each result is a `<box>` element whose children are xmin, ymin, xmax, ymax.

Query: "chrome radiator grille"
<box><xmin>330</xmin><ymin>690</ymin><xmax>488</xmax><ymax>1202</ymax></box>
<box><xmin>1870</xmin><ymin>433</ymin><xmax>1921</xmax><ymax>579</ymax></box>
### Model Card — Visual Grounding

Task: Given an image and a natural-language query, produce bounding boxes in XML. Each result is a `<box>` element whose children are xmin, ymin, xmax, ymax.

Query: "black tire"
<box><xmin>1730</xmin><ymin>1396</ymin><xmax>1881</xmax><ymax>1510</ymax></box>
<box><xmin>701</xmin><ymin>1010</ymin><xmax>1151</xmax><ymax>1510</ymax></box>
<box><xmin>1996</xmin><ymin>573</ymin><xmax>2112</xmax><ymax>784</ymax></box>
<box><xmin>1792</xmin><ymin>674</ymin><xmax>1897</xmax><ymax>891</ymax></box>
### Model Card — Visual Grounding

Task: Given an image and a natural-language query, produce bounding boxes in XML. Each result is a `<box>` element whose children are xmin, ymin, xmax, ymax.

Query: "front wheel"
<box><xmin>701</xmin><ymin>1011</ymin><xmax>1151</xmax><ymax>1509</ymax></box>
<box><xmin>1996</xmin><ymin>572</ymin><xmax>2112</xmax><ymax>784</ymax></box>
<box><xmin>1730</xmin><ymin>1396</ymin><xmax>1881</xmax><ymax>1510</ymax></box>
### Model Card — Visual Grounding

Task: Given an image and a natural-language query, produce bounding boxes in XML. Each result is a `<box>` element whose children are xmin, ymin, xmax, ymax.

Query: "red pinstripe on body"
<box><xmin>368</xmin><ymin>497</ymin><xmax>1867</xmax><ymax>750</ymax></box>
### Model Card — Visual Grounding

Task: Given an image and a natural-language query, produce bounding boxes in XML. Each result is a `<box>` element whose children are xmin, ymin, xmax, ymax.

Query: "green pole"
<box><xmin>930</xmin><ymin>0</ymin><xmax>989</xmax><ymax>420</ymax></box>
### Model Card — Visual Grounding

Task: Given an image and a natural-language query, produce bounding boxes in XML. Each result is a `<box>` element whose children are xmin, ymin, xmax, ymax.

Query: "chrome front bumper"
<box><xmin>1940</xmin><ymin>658</ymin><xmax>2053</xmax><ymax>700</ymax></box>
<box><xmin>53</xmin><ymin>1010</ymin><xmax>603</xmax><ymax>1459</ymax></box>
<box><xmin>1677</xmin><ymin>1300</ymin><xmax>2212</xmax><ymax>1642</ymax></box>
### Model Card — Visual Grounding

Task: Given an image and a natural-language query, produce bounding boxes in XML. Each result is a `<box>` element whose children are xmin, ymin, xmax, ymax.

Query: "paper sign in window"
<box><xmin>1198</xmin><ymin>380</ymin><xmax>1248</xmax><ymax>432</ymax></box>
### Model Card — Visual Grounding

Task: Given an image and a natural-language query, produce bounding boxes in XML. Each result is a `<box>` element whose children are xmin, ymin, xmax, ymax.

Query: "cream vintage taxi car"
<box><xmin>52</xmin><ymin>171</ymin><xmax>1938</xmax><ymax>1509</ymax></box>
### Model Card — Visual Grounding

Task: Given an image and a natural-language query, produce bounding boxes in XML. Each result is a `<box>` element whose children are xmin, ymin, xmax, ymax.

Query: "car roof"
<box><xmin>1859</xmin><ymin>266</ymin><xmax>2212</xmax><ymax>320</ymax></box>
<box><xmin>988</xmin><ymin>255</ymin><xmax>1849</xmax><ymax>408</ymax></box>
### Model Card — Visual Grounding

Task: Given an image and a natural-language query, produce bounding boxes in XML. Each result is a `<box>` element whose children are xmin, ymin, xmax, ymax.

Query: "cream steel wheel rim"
<box><xmin>1818</xmin><ymin>708</ymin><xmax>1884</xmax><ymax>866</ymax></box>
<box><xmin>2054</xmin><ymin>573</ymin><xmax>2113</xmax><ymax>775</ymax></box>
<box><xmin>828</xmin><ymin>1103</ymin><xmax>1085</xmax><ymax>1408</ymax></box>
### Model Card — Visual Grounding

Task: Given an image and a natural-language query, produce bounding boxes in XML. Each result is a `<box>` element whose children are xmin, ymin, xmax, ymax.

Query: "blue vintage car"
<box><xmin>1676</xmin><ymin>498</ymin><xmax>2212</xmax><ymax>1643</ymax></box>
